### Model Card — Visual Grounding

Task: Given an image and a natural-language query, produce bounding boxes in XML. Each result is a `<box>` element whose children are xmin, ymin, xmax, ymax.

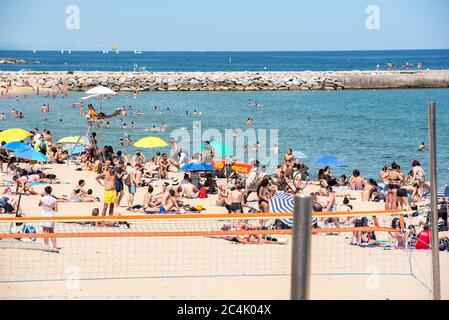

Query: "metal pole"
<box><xmin>291</xmin><ymin>195</ymin><xmax>312</xmax><ymax>300</ymax></box>
<box><xmin>428</xmin><ymin>101</ymin><xmax>441</xmax><ymax>300</ymax></box>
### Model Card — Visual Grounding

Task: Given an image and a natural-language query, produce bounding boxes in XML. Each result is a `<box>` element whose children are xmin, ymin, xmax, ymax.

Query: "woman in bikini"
<box><xmin>257</xmin><ymin>179</ymin><xmax>271</xmax><ymax>213</ymax></box>
<box><xmin>283</xmin><ymin>149</ymin><xmax>294</xmax><ymax>179</ymax></box>
<box><xmin>71</xmin><ymin>179</ymin><xmax>88</xmax><ymax>201</ymax></box>
<box><xmin>411</xmin><ymin>160</ymin><xmax>428</xmax><ymax>199</ymax></box>
<box><xmin>385</xmin><ymin>163</ymin><xmax>403</xmax><ymax>210</ymax></box>
<box><xmin>13</xmin><ymin>175</ymin><xmax>38</xmax><ymax>195</ymax></box>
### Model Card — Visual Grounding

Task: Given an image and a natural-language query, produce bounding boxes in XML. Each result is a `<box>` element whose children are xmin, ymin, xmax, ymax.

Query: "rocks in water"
<box><xmin>0</xmin><ymin>58</ymin><xmax>26</xmax><ymax>64</ymax></box>
<box><xmin>2</xmin><ymin>70</ymin><xmax>449</xmax><ymax>92</ymax></box>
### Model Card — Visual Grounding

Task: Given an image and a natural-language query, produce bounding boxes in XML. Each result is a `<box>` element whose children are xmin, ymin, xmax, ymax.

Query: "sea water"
<box><xmin>1</xmin><ymin>49</ymin><xmax>449</xmax><ymax>72</ymax></box>
<box><xmin>1</xmin><ymin>88</ymin><xmax>448</xmax><ymax>184</ymax></box>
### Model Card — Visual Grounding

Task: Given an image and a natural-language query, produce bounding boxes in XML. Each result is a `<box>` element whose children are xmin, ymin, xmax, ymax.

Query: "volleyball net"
<box><xmin>0</xmin><ymin>210</ymin><xmax>432</xmax><ymax>293</ymax></box>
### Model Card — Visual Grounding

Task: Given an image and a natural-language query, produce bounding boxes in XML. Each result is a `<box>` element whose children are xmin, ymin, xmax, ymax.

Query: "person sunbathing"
<box><xmin>82</xmin><ymin>189</ymin><xmax>100</xmax><ymax>202</ymax></box>
<box><xmin>219</xmin><ymin>223</ymin><xmax>287</xmax><ymax>245</ymax></box>
<box><xmin>13</xmin><ymin>175</ymin><xmax>39</xmax><ymax>195</ymax></box>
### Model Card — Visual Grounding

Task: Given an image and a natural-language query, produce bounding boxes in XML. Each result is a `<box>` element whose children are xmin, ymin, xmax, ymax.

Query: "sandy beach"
<box><xmin>0</xmin><ymin>162</ymin><xmax>447</xmax><ymax>300</ymax></box>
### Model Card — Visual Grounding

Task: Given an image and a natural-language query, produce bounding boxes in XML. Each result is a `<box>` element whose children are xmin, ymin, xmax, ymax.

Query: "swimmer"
<box><xmin>418</xmin><ymin>142</ymin><xmax>425</xmax><ymax>152</ymax></box>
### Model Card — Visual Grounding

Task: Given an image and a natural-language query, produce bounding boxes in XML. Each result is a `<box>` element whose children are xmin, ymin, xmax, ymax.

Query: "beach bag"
<box><xmin>22</xmin><ymin>225</ymin><xmax>37</xmax><ymax>242</ymax></box>
<box><xmin>439</xmin><ymin>237</ymin><xmax>449</xmax><ymax>251</ymax></box>
<box><xmin>39</xmin><ymin>139</ymin><xmax>47</xmax><ymax>153</ymax></box>
<box><xmin>198</xmin><ymin>187</ymin><xmax>208</xmax><ymax>199</ymax></box>
<box><xmin>124</xmin><ymin>174</ymin><xmax>132</xmax><ymax>186</ymax></box>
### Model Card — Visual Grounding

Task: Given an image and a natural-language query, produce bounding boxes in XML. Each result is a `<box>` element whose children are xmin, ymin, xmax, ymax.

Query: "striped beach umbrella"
<box><xmin>269</xmin><ymin>192</ymin><xmax>317</xmax><ymax>228</ymax></box>
<box><xmin>437</xmin><ymin>185</ymin><xmax>449</xmax><ymax>198</ymax></box>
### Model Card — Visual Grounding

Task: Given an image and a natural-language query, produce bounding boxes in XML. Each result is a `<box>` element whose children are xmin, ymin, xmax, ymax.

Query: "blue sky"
<box><xmin>0</xmin><ymin>0</ymin><xmax>448</xmax><ymax>51</ymax></box>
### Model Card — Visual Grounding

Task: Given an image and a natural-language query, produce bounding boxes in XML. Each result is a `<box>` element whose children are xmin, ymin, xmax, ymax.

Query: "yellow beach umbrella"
<box><xmin>133</xmin><ymin>137</ymin><xmax>168</xmax><ymax>148</ymax></box>
<box><xmin>0</xmin><ymin>128</ymin><xmax>32</xmax><ymax>143</ymax></box>
<box><xmin>57</xmin><ymin>136</ymin><xmax>87</xmax><ymax>144</ymax></box>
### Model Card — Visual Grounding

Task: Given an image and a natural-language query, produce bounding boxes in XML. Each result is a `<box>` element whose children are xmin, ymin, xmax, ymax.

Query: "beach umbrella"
<box><xmin>85</xmin><ymin>86</ymin><xmax>116</xmax><ymax>96</ymax></box>
<box><xmin>269</xmin><ymin>192</ymin><xmax>317</xmax><ymax>227</ymax></box>
<box><xmin>314</xmin><ymin>155</ymin><xmax>347</xmax><ymax>168</ymax></box>
<box><xmin>0</xmin><ymin>128</ymin><xmax>32</xmax><ymax>143</ymax></box>
<box><xmin>85</xmin><ymin>86</ymin><xmax>116</xmax><ymax>111</ymax></box>
<box><xmin>14</xmin><ymin>149</ymin><xmax>49</xmax><ymax>162</ymax></box>
<box><xmin>2</xmin><ymin>141</ymin><xmax>32</xmax><ymax>151</ymax></box>
<box><xmin>66</xmin><ymin>145</ymin><xmax>85</xmax><ymax>156</ymax></box>
<box><xmin>199</xmin><ymin>141</ymin><xmax>233</xmax><ymax>157</ymax></box>
<box><xmin>180</xmin><ymin>162</ymin><xmax>216</xmax><ymax>172</ymax></box>
<box><xmin>293</xmin><ymin>150</ymin><xmax>308</xmax><ymax>159</ymax></box>
<box><xmin>133</xmin><ymin>137</ymin><xmax>168</xmax><ymax>148</ymax></box>
<box><xmin>57</xmin><ymin>136</ymin><xmax>88</xmax><ymax>144</ymax></box>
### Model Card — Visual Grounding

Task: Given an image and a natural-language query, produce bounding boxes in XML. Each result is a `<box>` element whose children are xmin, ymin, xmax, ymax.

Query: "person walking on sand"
<box><xmin>39</xmin><ymin>186</ymin><xmax>59</xmax><ymax>250</ymax></box>
<box><xmin>95</xmin><ymin>164</ymin><xmax>117</xmax><ymax>216</ymax></box>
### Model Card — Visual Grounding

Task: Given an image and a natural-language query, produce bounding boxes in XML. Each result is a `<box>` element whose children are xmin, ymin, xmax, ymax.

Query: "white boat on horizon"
<box><xmin>61</xmin><ymin>50</ymin><xmax>64</xmax><ymax>54</ymax></box>
<box><xmin>134</xmin><ymin>50</ymin><xmax>143</xmax><ymax>54</ymax></box>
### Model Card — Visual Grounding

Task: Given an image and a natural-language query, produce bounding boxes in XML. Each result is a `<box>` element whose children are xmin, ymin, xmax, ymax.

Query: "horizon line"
<box><xmin>1</xmin><ymin>48</ymin><xmax>449</xmax><ymax>53</ymax></box>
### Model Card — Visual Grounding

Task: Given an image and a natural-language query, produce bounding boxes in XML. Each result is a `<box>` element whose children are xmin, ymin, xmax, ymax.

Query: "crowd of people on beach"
<box><xmin>0</xmin><ymin>88</ymin><xmax>447</xmax><ymax>251</ymax></box>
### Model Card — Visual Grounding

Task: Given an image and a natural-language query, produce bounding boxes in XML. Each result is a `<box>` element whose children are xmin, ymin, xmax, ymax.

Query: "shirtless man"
<box><xmin>95</xmin><ymin>164</ymin><xmax>117</xmax><ymax>216</ymax></box>
<box><xmin>348</xmin><ymin>169</ymin><xmax>365</xmax><ymax>190</ymax></box>
<box><xmin>161</xmin><ymin>189</ymin><xmax>180</xmax><ymax>212</ymax></box>
<box><xmin>227</xmin><ymin>184</ymin><xmax>244</xmax><ymax>213</ymax></box>
<box><xmin>182</xmin><ymin>178</ymin><xmax>199</xmax><ymax>198</ymax></box>
<box><xmin>158</xmin><ymin>154</ymin><xmax>170</xmax><ymax>179</ymax></box>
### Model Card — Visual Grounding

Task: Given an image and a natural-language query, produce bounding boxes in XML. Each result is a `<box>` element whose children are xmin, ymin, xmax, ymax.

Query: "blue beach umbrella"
<box><xmin>2</xmin><ymin>141</ymin><xmax>32</xmax><ymax>151</ymax></box>
<box><xmin>293</xmin><ymin>150</ymin><xmax>308</xmax><ymax>159</ymax></box>
<box><xmin>66</xmin><ymin>145</ymin><xmax>85</xmax><ymax>156</ymax></box>
<box><xmin>14</xmin><ymin>149</ymin><xmax>49</xmax><ymax>162</ymax></box>
<box><xmin>314</xmin><ymin>155</ymin><xmax>347</xmax><ymax>168</ymax></box>
<box><xmin>180</xmin><ymin>162</ymin><xmax>216</xmax><ymax>172</ymax></box>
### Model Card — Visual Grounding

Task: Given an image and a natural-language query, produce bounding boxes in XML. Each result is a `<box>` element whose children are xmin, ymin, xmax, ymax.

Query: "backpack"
<box><xmin>39</xmin><ymin>139</ymin><xmax>47</xmax><ymax>153</ymax></box>
<box><xmin>124</xmin><ymin>174</ymin><xmax>132</xmax><ymax>186</ymax></box>
<box><xmin>23</xmin><ymin>225</ymin><xmax>37</xmax><ymax>242</ymax></box>
<box><xmin>439</xmin><ymin>237</ymin><xmax>449</xmax><ymax>251</ymax></box>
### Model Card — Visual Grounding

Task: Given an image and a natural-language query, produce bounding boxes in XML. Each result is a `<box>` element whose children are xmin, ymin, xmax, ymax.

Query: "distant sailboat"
<box><xmin>134</xmin><ymin>50</ymin><xmax>143</xmax><ymax>54</ymax></box>
<box><xmin>68</xmin><ymin>50</ymin><xmax>72</xmax><ymax>54</ymax></box>
<box><xmin>61</xmin><ymin>50</ymin><xmax>64</xmax><ymax>54</ymax></box>
<box><xmin>32</xmin><ymin>49</ymin><xmax>36</xmax><ymax>53</ymax></box>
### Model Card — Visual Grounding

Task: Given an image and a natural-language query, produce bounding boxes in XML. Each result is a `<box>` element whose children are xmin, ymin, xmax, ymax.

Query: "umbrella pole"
<box><xmin>15</xmin><ymin>192</ymin><xmax>22</xmax><ymax>217</ymax></box>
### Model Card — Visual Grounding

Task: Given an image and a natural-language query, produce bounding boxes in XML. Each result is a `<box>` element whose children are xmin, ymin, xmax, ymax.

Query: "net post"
<box><xmin>428</xmin><ymin>101</ymin><xmax>441</xmax><ymax>300</ymax></box>
<box><xmin>291</xmin><ymin>195</ymin><xmax>312</xmax><ymax>300</ymax></box>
